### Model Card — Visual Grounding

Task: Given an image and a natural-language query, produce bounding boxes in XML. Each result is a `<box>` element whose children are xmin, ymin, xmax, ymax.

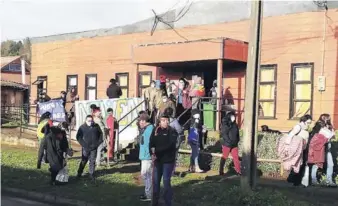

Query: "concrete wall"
<box><xmin>30</xmin><ymin>9</ymin><xmax>338</xmax><ymax>130</ymax></box>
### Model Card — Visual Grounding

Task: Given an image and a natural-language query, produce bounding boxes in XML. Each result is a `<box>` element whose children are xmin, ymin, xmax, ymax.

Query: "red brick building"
<box><xmin>29</xmin><ymin>2</ymin><xmax>338</xmax><ymax>130</ymax></box>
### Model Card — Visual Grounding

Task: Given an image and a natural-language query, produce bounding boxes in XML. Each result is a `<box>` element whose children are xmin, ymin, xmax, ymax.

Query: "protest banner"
<box><xmin>75</xmin><ymin>98</ymin><xmax>145</xmax><ymax>151</ymax></box>
<box><xmin>38</xmin><ymin>99</ymin><xmax>66</xmax><ymax>122</ymax></box>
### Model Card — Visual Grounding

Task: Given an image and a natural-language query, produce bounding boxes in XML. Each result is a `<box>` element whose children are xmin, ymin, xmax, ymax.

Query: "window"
<box><xmin>85</xmin><ymin>74</ymin><xmax>97</xmax><ymax>100</ymax></box>
<box><xmin>290</xmin><ymin>63</ymin><xmax>314</xmax><ymax>119</ymax></box>
<box><xmin>34</xmin><ymin>76</ymin><xmax>47</xmax><ymax>102</ymax></box>
<box><xmin>139</xmin><ymin>72</ymin><xmax>152</xmax><ymax>97</ymax></box>
<box><xmin>66</xmin><ymin>75</ymin><xmax>78</xmax><ymax>93</ymax></box>
<box><xmin>258</xmin><ymin>65</ymin><xmax>277</xmax><ymax>118</ymax></box>
<box><xmin>116</xmin><ymin>73</ymin><xmax>129</xmax><ymax>98</ymax></box>
<box><xmin>2</xmin><ymin>63</ymin><xmax>21</xmax><ymax>72</ymax></box>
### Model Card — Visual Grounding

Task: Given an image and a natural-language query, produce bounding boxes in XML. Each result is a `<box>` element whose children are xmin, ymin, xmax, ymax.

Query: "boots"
<box><xmin>219</xmin><ymin>158</ymin><xmax>226</xmax><ymax>175</ymax></box>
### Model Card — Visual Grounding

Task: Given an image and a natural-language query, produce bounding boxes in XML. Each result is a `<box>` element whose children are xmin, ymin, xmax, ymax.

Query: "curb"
<box><xmin>2</xmin><ymin>187</ymin><xmax>95</xmax><ymax>206</ymax></box>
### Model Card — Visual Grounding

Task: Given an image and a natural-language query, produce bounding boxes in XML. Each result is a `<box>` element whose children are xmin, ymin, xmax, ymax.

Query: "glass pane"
<box><xmin>88</xmin><ymin>89</ymin><xmax>96</xmax><ymax>100</ymax></box>
<box><xmin>88</xmin><ymin>76</ymin><xmax>96</xmax><ymax>87</ymax></box>
<box><xmin>294</xmin><ymin>84</ymin><xmax>311</xmax><ymax>100</ymax></box>
<box><xmin>141</xmin><ymin>74</ymin><xmax>151</xmax><ymax>86</ymax></box>
<box><xmin>292</xmin><ymin>101</ymin><xmax>311</xmax><ymax>118</ymax></box>
<box><xmin>259</xmin><ymin>84</ymin><xmax>275</xmax><ymax>100</ymax></box>
<box><xmin>69</xmin><ymin>77</ymin><xmax>77</xmax><ymax>86</ymax></box>
<box><xmin>295</xmin><ymin>66</ymin><xmax>311</xmax><ymax>81</ymax></box>
<box><xmin>121</xmin><ymin>88</ymin><xmax>128</xmax><ymax>98</ymax></box>
<box><xmin>260</xmin><ymin>68</ymin><xmax>275</xmax><ymax>82</ymax></box>
<box><xmin>259</xmin><ymin>102</ymin><xmax>275</xmax><ymax>117</ymax></box>
<box><xmin>118</xmin><ymin>75</ymin><xmax>128</xmax><ymax>87</ymax></box>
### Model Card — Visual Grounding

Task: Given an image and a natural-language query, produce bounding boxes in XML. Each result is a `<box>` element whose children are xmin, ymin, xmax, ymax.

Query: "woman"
<box><xmin>189</xmin><ymin>76</ymin><xmax>205</xmax><ymax>110</ymax></box>
<box><xmin>187</xmin><ymin>109</ymin><xmax>205</xmax><ymax>173</ymax></box>
<box><xmin>219</xmin><ymin>111</ymin><xmax>241</xmax><ymax>176</ymax></box>
<box><xmin>175</xmin><ymin>78</ymin><xmax>192</xmax><ymax>127</ymax></box>
<box><xmin>308</xmin><ymin>114</ymin><xmax>336</xmax><ymax>187</ymax></box>
<box><xmin>277</xmin><ymin>114</ymin><xmax>312</xmax><ymax>186</ymax></box>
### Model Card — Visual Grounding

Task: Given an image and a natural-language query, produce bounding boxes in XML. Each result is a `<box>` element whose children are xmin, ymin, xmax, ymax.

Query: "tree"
<box><xmin>1</xmin><ymin>38</ymin><xmax>31</xmax><ymax>63</ymax></box>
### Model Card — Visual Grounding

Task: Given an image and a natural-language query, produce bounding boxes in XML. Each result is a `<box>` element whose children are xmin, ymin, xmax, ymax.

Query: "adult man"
<box><xmin>150</xmin><ymin>114</ymin><xmax>178</xmax><ymax>206</ymax></box>
<box><xmin>76</xmin><ymin>115</ymin><xmax>103</xmax><ymax>181</ymax></box>
<box><xmin>138</xmin><ymin>113</ymin><xmax>154</xmax><ymax>202</ymax></box>
<box><xmin>106</xmin><ymin>78</ymin><xmax>122</xmax><ymax>99</ymax></box>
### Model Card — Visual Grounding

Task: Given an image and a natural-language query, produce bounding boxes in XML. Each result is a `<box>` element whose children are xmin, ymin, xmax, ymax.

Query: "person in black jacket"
<box><xmin>106</xmin><ymin>78</ymin><xmax>122</xmax><ymax>99</ymax></box>
<box><xmin>76</xmin><ymin>115</ymin><xmax>103</xmax><ymax>181</ymax></box>
<box><xmin>219</xmin><ymin>111</ymin><xmax>241</xmax><ymax>176</ymax></box>
<box><xmin>37</xmin><ymin>126</ymin><xmax>72</xmax><ymax>185</ymax></box>
<box><xmin>150</xmin><ymin>114</ymin><xmax>178</xmax><ymax>206</ymax></box>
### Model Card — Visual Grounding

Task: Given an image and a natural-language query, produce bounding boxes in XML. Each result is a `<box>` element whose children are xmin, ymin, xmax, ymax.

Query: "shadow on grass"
<box><xmin>2</xmin><ymin>164</ymin><xmax>338</xmax><ymax>206</ymax></box>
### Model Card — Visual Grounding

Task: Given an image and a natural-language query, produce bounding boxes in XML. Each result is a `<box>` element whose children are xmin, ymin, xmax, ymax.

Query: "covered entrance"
<box><xmin>132</xmin><ymin>38</ymin><xmax>248</xmax><ymax>130</ymax></box>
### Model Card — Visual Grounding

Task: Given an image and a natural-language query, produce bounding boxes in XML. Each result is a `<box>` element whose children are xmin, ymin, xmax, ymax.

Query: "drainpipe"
<box><xmin>320</xmin><ymin>7</ymin><xmax>328</xmax><ymax>114</ymax></box>
<box><xmin>21</xmin><ymin>57</ymin><xmax>26</xmax><ymax>84</ymax></box>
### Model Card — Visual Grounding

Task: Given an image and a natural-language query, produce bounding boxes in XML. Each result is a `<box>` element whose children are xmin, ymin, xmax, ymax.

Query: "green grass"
<box><xmin>0</xmin><ymin>146</ymin><xmax>328</xmax><ymax>206</ymax></box>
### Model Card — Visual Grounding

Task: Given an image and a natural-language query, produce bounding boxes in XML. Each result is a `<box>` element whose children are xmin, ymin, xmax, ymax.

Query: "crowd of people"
<box><xmin>277</xmin><ymin>114</ymin><xmax>337</xmax><ymax>188</ymax></box>
<box><xmin>34</xmin><ymin>76</ymin><xmax>337</xmax><ymax>206</ymax></box>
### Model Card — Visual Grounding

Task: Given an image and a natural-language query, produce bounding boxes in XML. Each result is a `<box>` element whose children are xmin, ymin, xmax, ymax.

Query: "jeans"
<box><xmin>189</xmin><ymin>142</ymin><xmax>199</xmax><ymax>168</ymax></box>
<box><xmin>312</xmin><ymin>152</ymin><xmax>334</xmax><ymax>183</ymax></box>
<box><xmin>141</xmin><ymin>160</ymin><xmax>152</xmax><ymax>198</ymax></box>
<box><xmin>222</xmin><ymin>146</ymin><xmax>241</xmax><ymax>174</ymax></box>
<box><xmin>78</xmin><ymin>148</ymin><xmax>97</xmax><ymax>176</ymax></box>
<box><xmin>96</xmin><ymin>142</ymin><xmax>106</xmax><ymax>164</ymax></box>
<box><xmin>153</xmin><ymin>162</ymin><xmax>175</xmax><ymax>206</ymax></box>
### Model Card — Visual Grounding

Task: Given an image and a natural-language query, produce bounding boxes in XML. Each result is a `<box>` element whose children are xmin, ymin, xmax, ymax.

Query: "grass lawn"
<box><xmin>0</xmin><ymin>145</ymin><xmax>332</xmax><ymax>206</ymax></box>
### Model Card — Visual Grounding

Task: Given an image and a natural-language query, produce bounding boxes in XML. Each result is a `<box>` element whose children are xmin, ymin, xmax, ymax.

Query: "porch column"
<box><xmin>134</xmin><ymin>64</ymin><xmax>139</xmax><ymax>97</ymax></box>
<box><xmin>216</xmin><ymin>59</ymin><xmax>223</xmax><ymax>131</ymax></box>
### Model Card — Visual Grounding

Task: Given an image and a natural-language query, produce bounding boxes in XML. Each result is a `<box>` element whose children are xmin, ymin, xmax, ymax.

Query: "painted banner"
<box><xmin>75</xmin><ymin>98</ymin><xmax>145</xmax><ymax>149</ymax></box>
<box><xmin>38</xmin><ymin>99</ymin><xmax>66</xmax><ymax>122</ymax></box>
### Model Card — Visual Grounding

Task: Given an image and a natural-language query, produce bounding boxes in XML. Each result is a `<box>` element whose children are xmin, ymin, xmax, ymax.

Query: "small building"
<box><xmin>1</xmin><ymin>56</ymin><xmax>30</xmax><ymax>85</ymax></box>
<box><xmin>29</xmin><ymin>1</ymin><xmax>338</xmax><ymax>130</ymax></box>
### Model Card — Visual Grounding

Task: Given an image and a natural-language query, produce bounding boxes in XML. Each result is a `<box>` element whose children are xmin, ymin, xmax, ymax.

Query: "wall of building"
<box><xmin>30</xmin><ymin>10</ymin><xmax>338</xmax><ymax>130</ymax></box>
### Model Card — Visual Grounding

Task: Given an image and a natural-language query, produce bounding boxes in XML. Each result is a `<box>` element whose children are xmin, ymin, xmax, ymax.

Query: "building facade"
<box><xmin>29</xmin><ymin>1</ymin><xmax>338</xmax><ymax>130</ymax></box>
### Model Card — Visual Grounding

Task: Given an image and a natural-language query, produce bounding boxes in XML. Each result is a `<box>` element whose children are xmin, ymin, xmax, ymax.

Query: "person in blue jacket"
<box><xmin>138</xmin><ymin>113</ymin><xmax>155</xmax><ymax>202</ymax></box>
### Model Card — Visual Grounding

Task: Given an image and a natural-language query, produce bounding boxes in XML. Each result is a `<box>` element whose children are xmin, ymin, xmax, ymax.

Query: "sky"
<box><xmin>0</xmin><ymin>0</ymin><xmax>182</xmax><ymax>41</ymax></box>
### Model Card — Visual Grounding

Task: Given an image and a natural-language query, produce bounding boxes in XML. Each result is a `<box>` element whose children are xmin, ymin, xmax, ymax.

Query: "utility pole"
<box><xmin>241</xmin><ymin>0</ymin><xmax>263</xmax><ymax>191</ymax></box>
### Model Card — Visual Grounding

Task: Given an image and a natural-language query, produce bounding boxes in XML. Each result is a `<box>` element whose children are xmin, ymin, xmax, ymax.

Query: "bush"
<box><xmin>178</xmin><ymin>132</ymin><xmax>282</xmax><ymax>175</ymax></box>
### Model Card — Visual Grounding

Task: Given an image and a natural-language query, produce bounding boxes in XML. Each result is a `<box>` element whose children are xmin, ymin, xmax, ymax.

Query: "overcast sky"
<box><xmin>0</xmin><ymin>0</ymin><xmax>182</xmax><ymax>41</ymax></box>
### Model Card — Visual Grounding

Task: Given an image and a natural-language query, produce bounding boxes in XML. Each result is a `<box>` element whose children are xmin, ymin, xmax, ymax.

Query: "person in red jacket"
<box><xmin>106</xmin><ymin>108</ymin><xmax>118</xmax><ymax>160</ymax></box>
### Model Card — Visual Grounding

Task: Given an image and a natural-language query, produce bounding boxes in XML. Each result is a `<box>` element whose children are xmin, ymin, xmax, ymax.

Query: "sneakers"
<box><xmin>139</xmin><ymin>194</ymin><xmax>151</xmax><ymax>202</ymax></box>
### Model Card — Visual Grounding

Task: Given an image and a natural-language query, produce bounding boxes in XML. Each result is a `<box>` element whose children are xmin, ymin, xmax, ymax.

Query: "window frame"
<box><xmin>289</xmin><ymin>62</ymin><xmax>314</xmax><ymax>119</ymax></box>
<box><xmin>258</xmin><ymin>64</ymin><xmax>277</xmax><ymax>119</ymax></box>
<box><xmin>66</xmin><ymin>74</ymin><xmax>78</xmax><ymax>93</ymax></box>
<box><xmin>36</xmin><ymin>76</ymin><xmax>47</xmax><ymax>102</ymax></box>
<box><xmin>138</xmin><ymin>71</ymin><xmax>152</xmax><ymax>97</ymax></box>
<box><xmin>115</xmin><ymin>72</ymin><xmax>129</xmax><ymax>98</ymax></box>
<box><xmin>85</xmin><ymin>74</ymin><xmax>97</xmax><ymax>100</ymax></box>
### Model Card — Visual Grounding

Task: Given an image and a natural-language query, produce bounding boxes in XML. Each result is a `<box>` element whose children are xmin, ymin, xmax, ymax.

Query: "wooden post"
<box><xmin>216</xmin><ymin>59</ymin><xmax>223</xmax><ymax>131</ymax></box>
<box><xmin>240</xmin><ymin>0</ymin><xmax>263</xmax><ymax>191</ymax></box>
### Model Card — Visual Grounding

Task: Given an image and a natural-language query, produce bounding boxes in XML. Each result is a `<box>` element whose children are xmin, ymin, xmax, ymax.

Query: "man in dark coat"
<box><xmin>76</xmin><ymin>115</ymin><xmax>103</xmax><ymax>181</ymax></box>
<box><xmin>106</xmin><ymin>78</ymin><xmax>122</xmax><ymax>99</ymax></box>
<box><xmin>37</xmin><ymin>126</ymin><xmax>72</xmax><ymax>185</ymax></box>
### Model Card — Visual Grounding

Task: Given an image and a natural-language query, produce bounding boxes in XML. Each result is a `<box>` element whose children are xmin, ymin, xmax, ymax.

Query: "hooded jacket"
<box><xmin>220</xmin><ymin>113</ymin><xmax>240</xmax><ymax>148</ymax></box>
<box><xmin>106</xmin><ymin>83</ymin><xmax>122</xmax><ymax>99</ymax></box>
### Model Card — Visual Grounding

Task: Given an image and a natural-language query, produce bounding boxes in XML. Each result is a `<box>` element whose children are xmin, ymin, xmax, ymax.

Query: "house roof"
<box><xmin>1</xmin><ymin>56</ymin><xmax>30</xmax><ymax>72</ymax></box>
<box><xmin>1</xmin><ymin>56</ymin><xmax>21</xmax><ymax>68</ymax></box>
<box><xmin>0</xmin><ymin>80</ymin><xmax>28</xmax><ymax>90</ymax></box>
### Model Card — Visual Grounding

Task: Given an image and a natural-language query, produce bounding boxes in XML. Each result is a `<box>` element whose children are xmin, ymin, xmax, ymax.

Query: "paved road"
<box><xmin>1</xmin><ymin>195</ymin><xmax>52</xmax><ymax>206</ymax></box>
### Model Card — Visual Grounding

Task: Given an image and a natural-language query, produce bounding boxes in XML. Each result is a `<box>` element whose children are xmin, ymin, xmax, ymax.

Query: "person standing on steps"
<box><xmin>138</xmin><ymin>113</ymin><xmax>155</xmax><ymax>202</ymax></box>
<box><xmin>106</xmin><ymin>78</ymin><xmax>122</xmax><ymax>99</ymax></box>
<box><xmin>219</xmin><ymin>111</ymin><xmax>241</xmax><ymax>176</ymax></box>
<box><xmin>150</xmin><ymin>114</ymin><xmax>178</xmax><ymax>206</ymax></box>
<box><xmin>76</xmin><ymin>115</ymin><xmax>103</xmax><ymax>181</ymax></box>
